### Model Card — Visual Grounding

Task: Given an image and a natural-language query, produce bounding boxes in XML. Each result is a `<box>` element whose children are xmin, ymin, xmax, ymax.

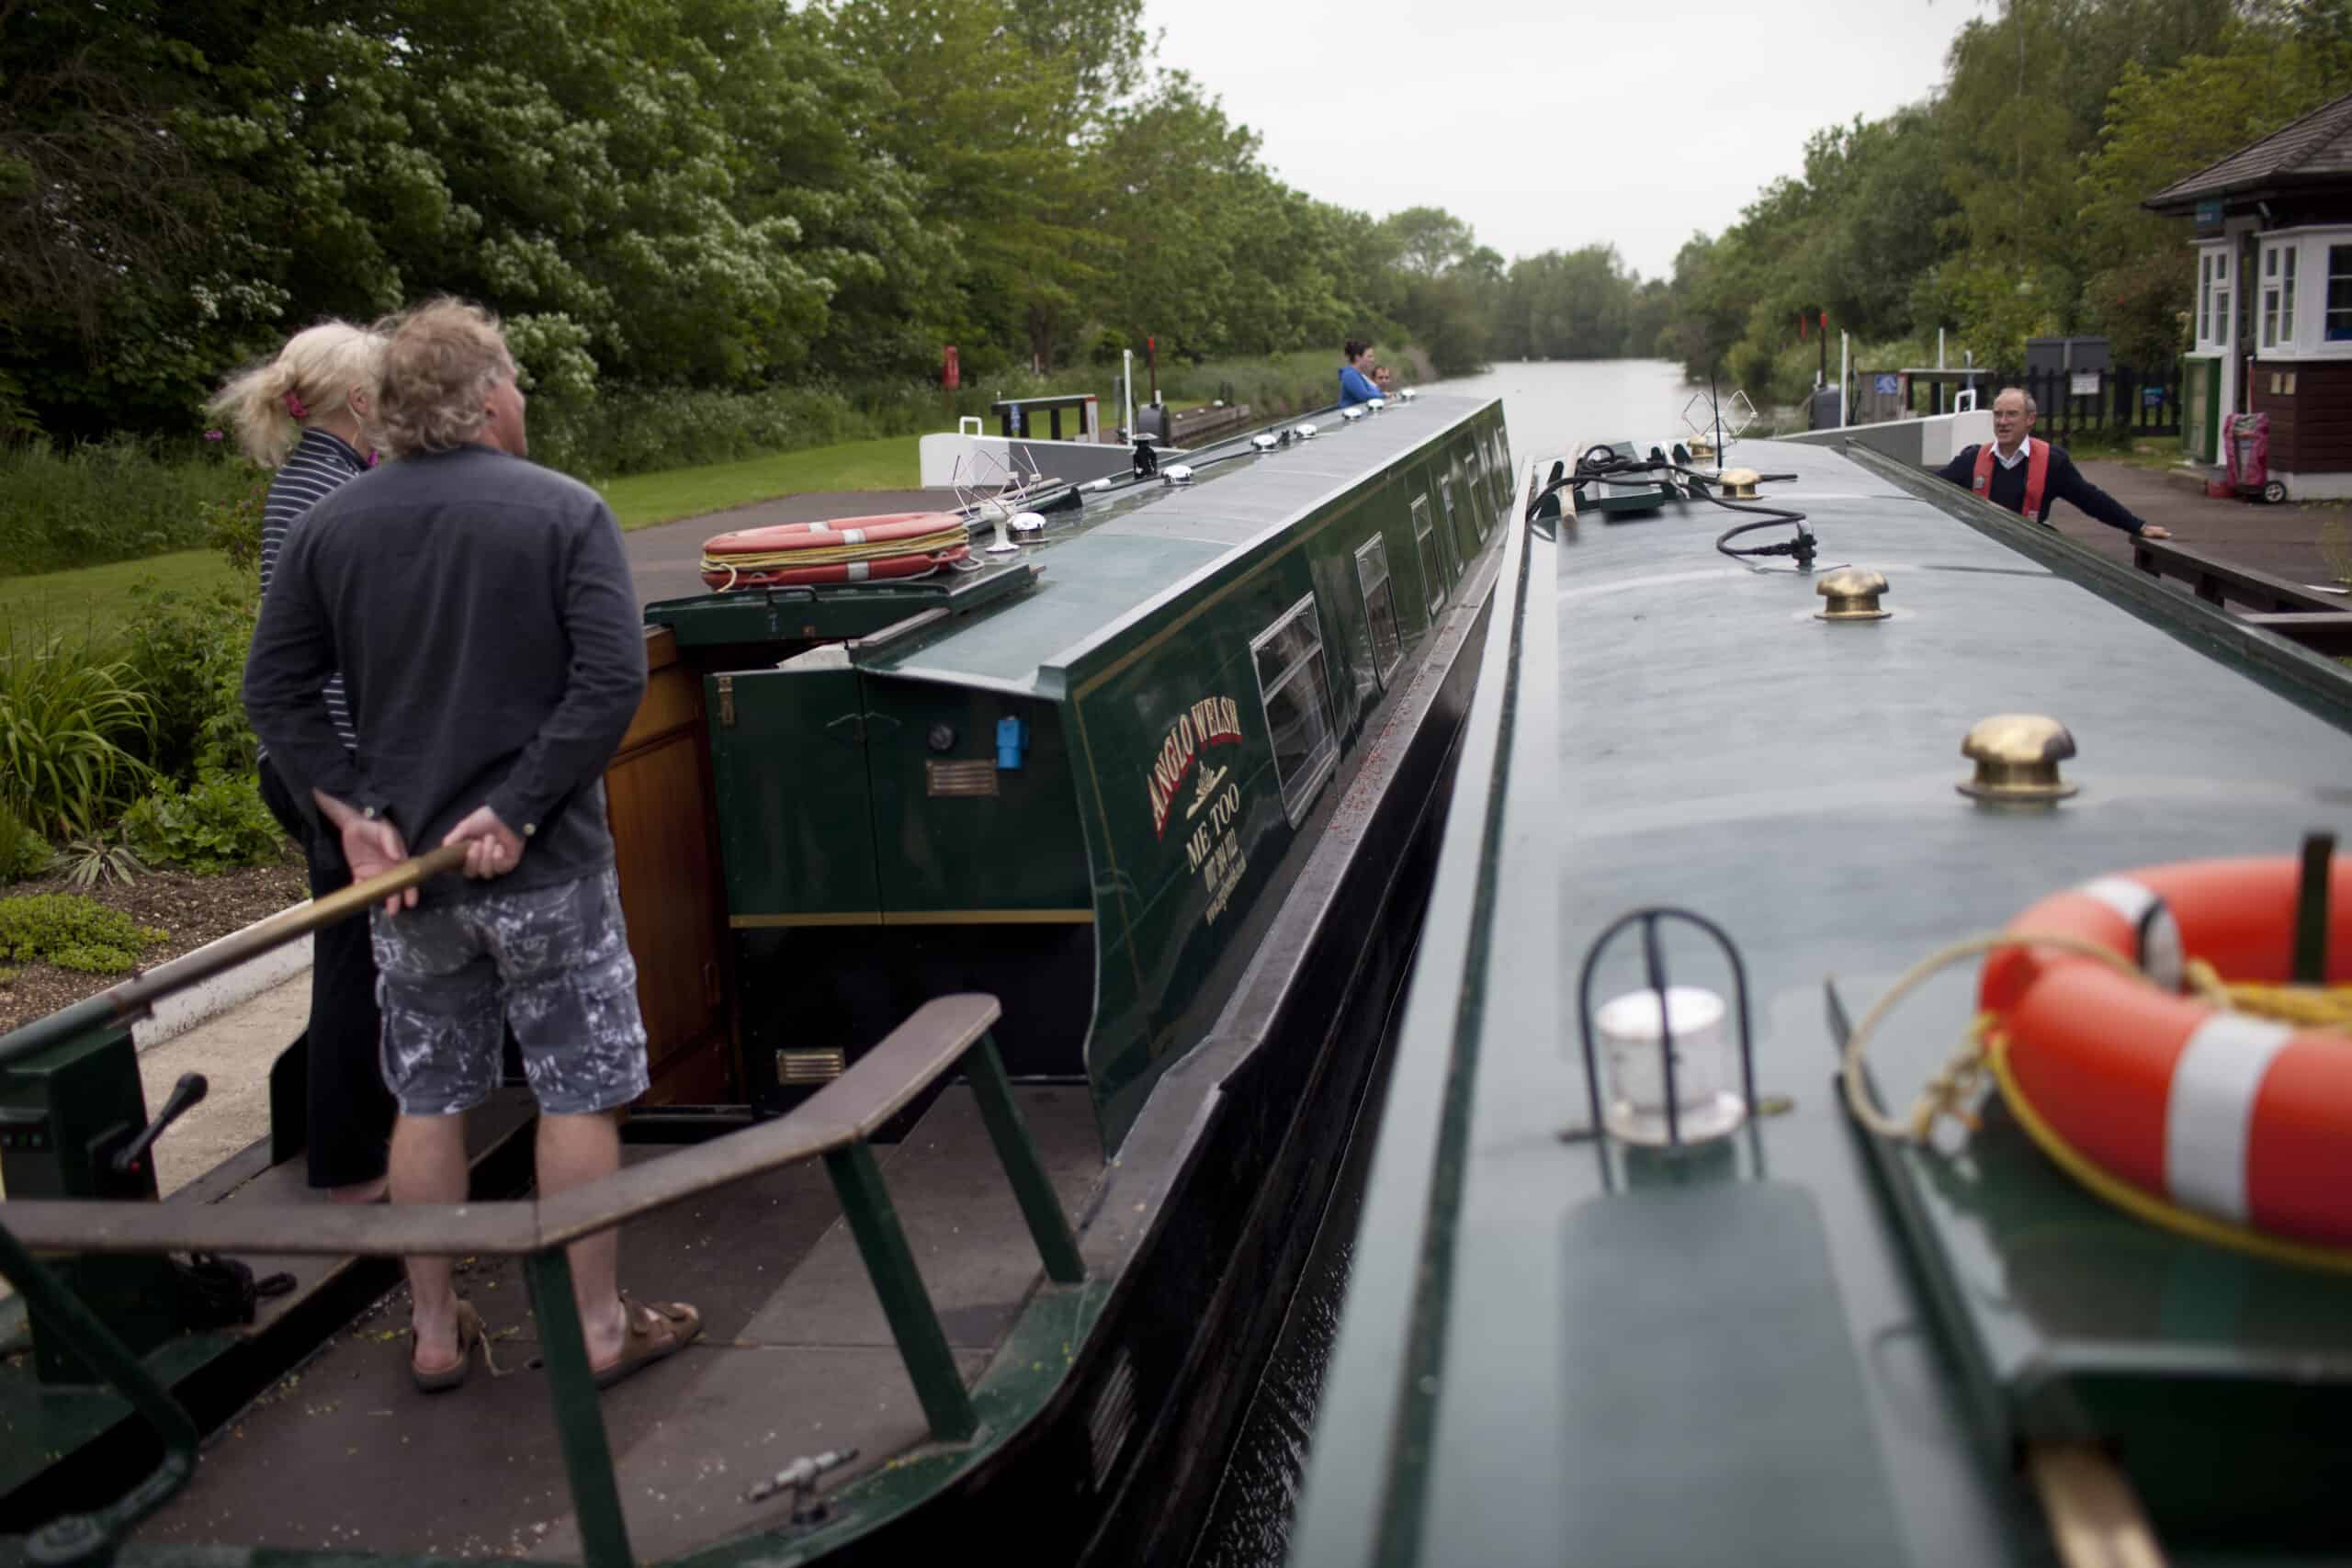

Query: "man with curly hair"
<box><xmin>243</xmin><ymin>297</ymin><xmax>700</xmax><ymax>1394</ymax></box>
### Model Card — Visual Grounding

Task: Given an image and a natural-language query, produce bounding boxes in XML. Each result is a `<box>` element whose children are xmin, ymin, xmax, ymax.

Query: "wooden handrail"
<box><xmin>2132</xmin><ymin>536</ymin><xmax>2347</xmax><ymax>615</ymax></box>
<box><xmin>0</xmin><ymin>995</ymin><xmax>1002</xmax><ymax>1257</ymax></box>
<box><xmin>0</xmin><ymin>843</ymin><xmax>471</xmax><ymax>1068</ymax></box>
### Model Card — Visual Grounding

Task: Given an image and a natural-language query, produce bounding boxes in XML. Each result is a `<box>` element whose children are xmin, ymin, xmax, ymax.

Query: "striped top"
<box><xmin>257</xmin><ymin>428</ymin><xmax>367</xmax><ymax>753</ymax></box>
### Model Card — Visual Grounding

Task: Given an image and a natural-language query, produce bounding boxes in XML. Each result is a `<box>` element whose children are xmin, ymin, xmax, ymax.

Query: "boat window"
<box><xmin>1457</xmin><ymin>456</ymin><xmax>1489</xmax><ymax>542</ymax></box>
<box><xmin>1492</xmin><ymin>428</ymin><xmax>1513</xmax><ymax>508</ymax></box>
<box><xmin>1436</xmin><ymin>480</ymin><xmax>1462</xmax><ymax>582</ymax></box>
<box><xmin>1250</xmin><ymin>592</ymin><xmax>1340</xmax><ymax>823</ymax></box>
<box><xmin>1354</xmin><ymin>536</ymin><xmax>1403</xmax><ymax>690</ymax></box>
<box><xmin>1412</xmin><ymin>493</ymin><xmax>1444</xmax><ymax>616</ymax></box>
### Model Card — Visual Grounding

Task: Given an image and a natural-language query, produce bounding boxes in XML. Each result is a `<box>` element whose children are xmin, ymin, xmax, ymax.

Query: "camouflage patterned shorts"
<box><xmin>369</xmin><ymin>868</ymin><xmax>649</xmax><ymax>1117</ymax></box>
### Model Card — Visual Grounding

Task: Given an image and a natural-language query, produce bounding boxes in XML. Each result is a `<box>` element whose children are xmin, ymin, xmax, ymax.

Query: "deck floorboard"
<box><xmin>130</xmin><ymin>1085</ymin><xmax>1103</xmax><ymax>1562</ymax></box>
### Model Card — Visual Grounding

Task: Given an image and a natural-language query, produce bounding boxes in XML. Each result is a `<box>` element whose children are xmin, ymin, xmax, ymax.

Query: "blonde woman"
<box><xmin>208</xmin><ymin>321</ymin><xmax>395</xmax><ymax>1203</ymax></box>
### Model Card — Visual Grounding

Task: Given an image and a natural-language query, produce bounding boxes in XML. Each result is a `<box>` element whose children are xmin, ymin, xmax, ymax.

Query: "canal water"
<box><xmin>1181</xmin><ymin>357</ymin><xmax>1704</xmax><ymax>1568</ymax></box>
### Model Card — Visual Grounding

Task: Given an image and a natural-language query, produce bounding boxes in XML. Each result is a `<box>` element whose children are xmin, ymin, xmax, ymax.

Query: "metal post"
<box><xmin>960</xmin><ymin>1033</ymin><xmax>1083</xmax><ymax>1283</ymax></box>
<box><xmin>822</xmin><ymin>1143</ymin><xmax>977</xmax><ymax>1441</ymax></box>
<box><xmin>524</xmin><ymin>1248</ymin><xmax>635</xmax><ymax>1568</ymax></box>
<box><xmin>1839</xmin><ymin>333</ymin><xmax>1850</xmax><ymax>427</ymax></box>
<box><xmin>2296</xmin><ymin>832</ymin><xmax>2335</xmax><ymax>985</ymax></box>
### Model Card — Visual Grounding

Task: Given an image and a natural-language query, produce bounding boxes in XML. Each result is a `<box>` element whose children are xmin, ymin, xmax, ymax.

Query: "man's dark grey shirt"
<box><xmin>243</xmin><ymin>444</ymin><xmax>646</xmax><ymax>905</ymax></box>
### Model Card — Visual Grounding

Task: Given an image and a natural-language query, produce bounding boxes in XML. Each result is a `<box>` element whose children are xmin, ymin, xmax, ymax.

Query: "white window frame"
<box><xmin>2222</xmin><ymin>225</ymin><xmax>2352</xmax><ymax>358</ymax></box>
<box><xmin>2260</xmin><ymin>240</ymin><xmax>2299</xmax><ymax>350</ymax></box>
<box><xmin>2195</xmin><ymin>244</ymin><xmax>2233</xmax><ymax>354</ymax></box>
<box><xmin>1249</xmin><ymin>592</ymin><xmax>1340</xmax><ymax>824</ymax></box>
<box><xmin>1353</xmin><ymin>534</ymin><xmax>1403</xmax><ymax>690</ymax></box>
<box><xmin>1412</xmin><ymin>492</ymin><xmax>1444</xmax><ymax>616</ymax></box>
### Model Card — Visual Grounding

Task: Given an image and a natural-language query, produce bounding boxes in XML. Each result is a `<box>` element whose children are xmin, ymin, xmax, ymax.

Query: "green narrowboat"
<box><xmin>0</xmin><ymin>393</ymin><xmax>1510</xmax><ymax>1567</ymax></box>
<box><xmin>1287</xmin><ymin>434</ymin><xmax>2352</xmax><ymax>1566</ymax></box>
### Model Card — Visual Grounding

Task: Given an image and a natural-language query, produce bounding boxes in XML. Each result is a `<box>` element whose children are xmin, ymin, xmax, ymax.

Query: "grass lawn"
<box><xmin>596</xmin><ymin>434</ymin><xmax>921</xmax><ymax>529</ymax></box>
<box><xmin>0</xmin><ymin>434</ymin><xmax>927</xmax><ymax>642</ymax></box>
<box><xmin>1</xmin><ymin>549</ymin><xmax>243</xmax><ymax>645</ymax></box>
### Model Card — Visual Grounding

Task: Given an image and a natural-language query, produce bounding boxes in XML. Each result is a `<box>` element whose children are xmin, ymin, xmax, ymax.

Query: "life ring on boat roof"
<box><xmin>698</xmin><ymin>513</ymin><xmax>970</xmax><ymax>591</ymax></box>
<box><xmin>1977</xmin><ymin>855</ymin><xmax>2352</xmax><ymax>1262</ymax></box>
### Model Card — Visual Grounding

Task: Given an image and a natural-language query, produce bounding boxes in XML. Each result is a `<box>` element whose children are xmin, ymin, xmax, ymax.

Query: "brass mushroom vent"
<box><xmin>1717</xmin><ymin>466</ymin><xmax>1760</xmax><ymax>500</ymax></box>
<box><xmin>1815</xmin><ymin>568</ymin><xmax>1890</xmax><ymax>621</ymax></box>
<box><xmin>1958</xmin><ymin>714</ymin><xmax>2078</xmax><ymax>803</ymax></box>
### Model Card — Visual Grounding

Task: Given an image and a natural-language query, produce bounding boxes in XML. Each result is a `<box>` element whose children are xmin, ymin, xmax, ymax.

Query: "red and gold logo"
<box><xmin>1147</xmin><ymin>694</ymin><xmax>1244</xmax><ymax>840</ymax></box>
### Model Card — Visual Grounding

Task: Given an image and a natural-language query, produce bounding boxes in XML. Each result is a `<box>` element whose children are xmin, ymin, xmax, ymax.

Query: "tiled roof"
<box><xmin>2145</xmin><ymin>93</ymin><xmax>2352</xmax><ymax>211</ymax></box>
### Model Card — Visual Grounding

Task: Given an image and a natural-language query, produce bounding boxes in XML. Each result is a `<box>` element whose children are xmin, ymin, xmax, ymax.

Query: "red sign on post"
<box><xmin>942</xmin><ymin>345</ymin><xmax>960</xmax><ymax>390</ymax></box>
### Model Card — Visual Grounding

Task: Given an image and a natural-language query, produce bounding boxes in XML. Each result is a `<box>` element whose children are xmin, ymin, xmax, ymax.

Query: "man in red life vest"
<box><xmin>1931</xmin><ymin>387</ymin><xmax>2173</xmax><ymax>540</ymax></box>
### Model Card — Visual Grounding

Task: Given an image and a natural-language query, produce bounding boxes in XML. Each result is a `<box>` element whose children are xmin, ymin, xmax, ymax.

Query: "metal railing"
<box><xmin>0</xmin><ymin>848</ymin><xmax>1085</xmax><ymax>1568</ymax></box>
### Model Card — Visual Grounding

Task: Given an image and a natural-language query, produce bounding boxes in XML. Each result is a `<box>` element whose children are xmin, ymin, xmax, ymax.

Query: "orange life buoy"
<box><xmin>700</xmin><ymin>513</ymin><xmax>964</xmax><ymax>557</ymax></box>
<box><xmin>1979</xmin><ymin>857</ymin><xmax>2352</xmax><ymax>1248</ymax></box>
<box><xmin>697</xmin><ymin>513</ymin><xmax>972</xmax><ymax>592</ymax></box>
<box><xmin>701</xmin><ymin>545</ymin><xmax>969</xmax><ymax>591</ymax></box>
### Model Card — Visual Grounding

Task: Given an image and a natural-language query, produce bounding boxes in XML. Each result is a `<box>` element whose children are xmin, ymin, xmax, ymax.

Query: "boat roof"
<box><xmin>1290</xmin><ymin>437</ymin><xmax>2352</xmax><ymax>1566</ymax></box>
<box><xmin>851</xmin><ymin>394</ymin><xmax>1496</xmax><ymax>695</ymax></box>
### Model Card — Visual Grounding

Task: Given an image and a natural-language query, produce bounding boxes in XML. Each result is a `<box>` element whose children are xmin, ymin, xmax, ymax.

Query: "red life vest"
<box><xmin>1973</xmin><ymin>437</ymin><xmax>2050</xmax><ymax>520</ymax></box>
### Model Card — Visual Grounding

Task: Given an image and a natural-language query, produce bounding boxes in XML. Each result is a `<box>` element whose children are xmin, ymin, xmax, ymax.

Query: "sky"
<box><xmin>1144</xmin><ymin>0</ymin><xmax>1973</xmax><ymax>282</ymax></box>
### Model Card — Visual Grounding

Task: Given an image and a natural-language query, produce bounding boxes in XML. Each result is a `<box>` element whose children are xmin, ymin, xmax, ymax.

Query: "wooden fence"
<box><xmin>2003</xmin><ymin>364</ymin><xmax>2183</xmax><ymax>442</ymax></box>
<box><xmin>1866</xmin><ymin>363</ymin><xmax>2182</xmax><ymax>439</ymax></box>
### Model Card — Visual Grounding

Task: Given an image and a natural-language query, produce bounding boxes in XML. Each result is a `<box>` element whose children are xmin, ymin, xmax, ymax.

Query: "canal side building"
<box><xmin>2145</xmin><ymin>91</ymin><xmax>2352</xmax><ymax>493</ymax></box>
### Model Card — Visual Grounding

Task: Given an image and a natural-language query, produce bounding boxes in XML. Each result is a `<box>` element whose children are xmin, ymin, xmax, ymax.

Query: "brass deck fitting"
<box><xmin>1718</xmin><ymin>466</ymin><xmax>1758</xmax><ymax>499</ymax></box>
<box><xmin>1815</xmin><ymin>567</ymin><xmax>1891</xmax><ymax>621</ymax></box>
<box><xmin>1959</xmin><ymin>713</ymin><xmax>2078</xmax><ymax>802</ymax></box>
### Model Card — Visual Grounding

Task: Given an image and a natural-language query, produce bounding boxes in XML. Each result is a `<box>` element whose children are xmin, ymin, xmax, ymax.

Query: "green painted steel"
<box><xmin>707</xmin><ymin>660</ymin><xmax>883</xmax><ymax>921</ymax></box>
<box><xmin>523</xmin><ymin>1248</ymin><xmax>636</xmax><ymax>1568</ymax></box>
<box><xmin>0</xmin><ymin>996</ymin><xmax>119</xmax><ymax>1071</ymax></box>
<box><xmin>0</xmin><ymin>1219</ymin><xmax>198</xmax><ymax>1564</ymax></box>
<box><xmin>1292</xmin><ymin>436</ymin><xmax>2352</xmax><ymax>1568</ymax></box>
<box><xmin>0</xmin><ymin>1027</ymin><xmax>182</xmax><ymax>1382</ymax></box>
<box><xmin>960</xmin><ymin>1032</ymin><xmax>1085</xmax><ymax>1284</ymax></box>
<box><xmin>684</xmin><ymin>397</ymin><xmax>1510</xmax><ymax>1152</ymax></box>
<box><xmin>856</xmin><ymin>684</ymin><xmax>1087</xmax><ymax>916</ymax></box>
<box><xmin>1053</xmin><ymin>400</ymin><xmax>1511</xmax><ymax>1145</ymax></box>
<box><xmin>820</xmin><ymin>1141</ymin><xmax>978</xmax><ymax>1442</ymax></box>
<box><xmin>648</xmin><ymin>564</ymin><xmax>1038</xmax><ymax>655</ymax></box>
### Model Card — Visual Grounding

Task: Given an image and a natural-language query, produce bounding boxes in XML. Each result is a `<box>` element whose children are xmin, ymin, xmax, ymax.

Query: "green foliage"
<box><xmin>122</xmin><ymin>770</ymin><xmax>288</xmax><ymax>874</ymax></box>
<box><xmin>0</xmin><ymin>436</ymin><xmax>248</xmax><ymax>577</ymax></box>
<box><xmin>4</xmin><ymin>0</ymin><xmax>1486</xmax><ymax>434</ymax></box>
<box><xmin>116</xmin><ymin>581</ymin><xmax>260</xmax><ymax>783</ymax></box>
<box><xmin>198</xmin><ymin>470</ymin><xmax>269</xmax><ymax>581</ymax></box>
<box><xmin>0</xmin><ymin>627</ymin><xmax>155</xmax><ymax>840</ymax></box>
<box><xmin>0</xmin><ymin>893</ymin><xmax>167</xmax><ymax>974</ymax></box>
<box><xmin>0</xmin><ymin>805</ymin><xmax>49</xmax><ymax>886</ymax></box>
<box><xmin>51</xmin><ymin>832</ymin><xmax>147</xmax><ymax>890</ymax></box>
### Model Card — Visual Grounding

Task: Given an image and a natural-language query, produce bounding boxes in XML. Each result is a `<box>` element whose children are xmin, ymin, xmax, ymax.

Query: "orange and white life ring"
<box><xmin>1979</xmin><ymin>856</ymin><xmax>2352</xmax><ymax>1251</ymax></box>
<box><xmin>702</xmin><ymin>513</ymin><xmax>964</xmax><ymax>557</ymax></box>
<box><xmin>698</xmin><ymin>513</ymin><xmax>971</xmax><ymax>591</ymax></box>
<box><xmin>702</xmin><ymin>545</ymin><xmax>969</xmax><ymax>591</ymax></box>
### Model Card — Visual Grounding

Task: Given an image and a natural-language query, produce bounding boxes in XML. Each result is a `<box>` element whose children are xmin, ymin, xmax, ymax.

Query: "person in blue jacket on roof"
<box><xmin>1339</xmin><ymin>339</ymin><xmax>1385</xmax><ymax>406</ymax></box>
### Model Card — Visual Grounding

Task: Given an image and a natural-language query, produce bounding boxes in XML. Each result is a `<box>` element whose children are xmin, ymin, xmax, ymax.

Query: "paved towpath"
<box><xmin>2046</xmin><ymin>460</ymin><xmax>2349</xmax><ymax>592</ymax></box>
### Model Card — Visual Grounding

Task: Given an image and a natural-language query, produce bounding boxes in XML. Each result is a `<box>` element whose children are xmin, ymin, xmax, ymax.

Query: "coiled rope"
<box><xmin>1839</xmin><ymin>931</ymin><xmax>2352</xmax><ymax>1274</ymax></box>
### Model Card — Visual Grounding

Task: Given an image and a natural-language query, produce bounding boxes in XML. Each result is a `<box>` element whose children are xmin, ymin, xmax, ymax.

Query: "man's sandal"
<box><xmin>412</xmin><ymin>1300</ymin><xmax>500</xmax><ymax>1393</ymax></box>
<box><xmin>593</xmin><ymin>1294</ymin><xmax>703</xmax><ymax>1390</ymax></box>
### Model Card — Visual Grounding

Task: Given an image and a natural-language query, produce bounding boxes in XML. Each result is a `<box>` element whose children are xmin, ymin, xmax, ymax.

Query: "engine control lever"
<box><xmin>111</xmin><ymin>1073</ymin><xmax>207</xmax><ymax>1175</ymax></box>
